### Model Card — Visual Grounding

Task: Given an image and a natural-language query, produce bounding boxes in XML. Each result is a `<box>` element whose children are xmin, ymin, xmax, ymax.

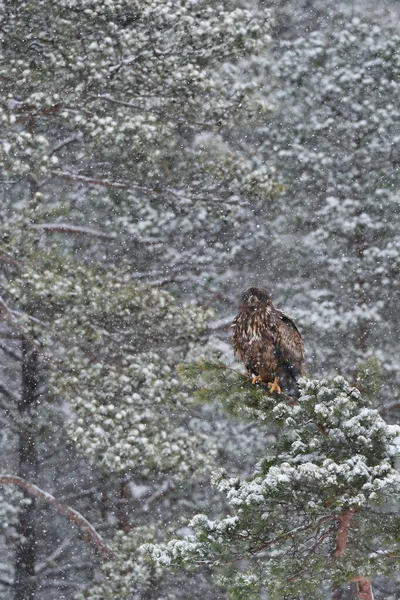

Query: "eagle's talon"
<box><xmin>267</xmin><ymin>377</ymin><xmax>282</xmax><ymax>394</ymax></box>
<box><xmin>252</xmin><ymin>375</ymin><xmax>262</xmax><ymax>385</ymax></box>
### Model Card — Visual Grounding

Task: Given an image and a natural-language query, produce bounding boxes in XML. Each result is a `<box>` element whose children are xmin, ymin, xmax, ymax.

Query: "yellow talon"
<box><xmin>252</xmin><ymin>375</ymin><xmax>262</xmax><ymax>385</ymax></box>
<box><xmin>267</xmin><ymin>377</ymin><xmax>282</xmax><ymax>394</ymax></box>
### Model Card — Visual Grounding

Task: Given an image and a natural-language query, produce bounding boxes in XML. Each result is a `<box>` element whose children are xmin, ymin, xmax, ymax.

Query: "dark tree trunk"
<box><xmin>354</xmin><ymin>216</ymin><xmax>369</xmax><ymax>357</ymax></box>
<box><xmin>116</xmin><ymin>478</ymin><xmax>133</xmax><ymax>534</ymax></box>
<box><xmin>14</xmin><ymin>340</ymin><xmax>39</xmax><ymax>600</ymax></box>
<box><xmin>332</xmin><ymin>585</ymin><xmax>343</xmax><ymax>600</ymax></box>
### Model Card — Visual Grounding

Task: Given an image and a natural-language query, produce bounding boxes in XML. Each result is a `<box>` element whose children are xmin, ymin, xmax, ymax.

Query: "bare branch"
<box><xmin>0</xmin><ymin>342</ymin><xmax>21</xmax><ymax>362</ymax></box>
<box><xmin>49</xmin><ymin>136</ymin><xmax>80</xmax><ymax>156</ymax></box>
<box><xmin>0</xmin><ymin>252</ymin><xmax>23</xmax><ymax>270</ymax></box>
<box><xmin>0</xmin><ymin>475</ymin><xmax>114</xmax><ymax>559</ymax></box>
<box><xmin>51</xmin><ymin>170</ymin><xmax>181</xmax><ymax>199</ymax></box>
<box><xmin>0</xmin><ymin>382</ymin><xmax>19</xmax><ymax>403</ymax></box>
<box><xmin>0</xmin><ymin>297</ymin><xmax>39</xmax><ymax>349</ymax></box>
<box><xmin>209</xmin><ymin>315</ymin><xmax>235</xmax><ymax>331</ymax></box>
<box><xmin>305</xmin><ymin>526</ymin><xmax>336</xmax><ymax>557</ymax></box>
<box><xmin>143</xmin><ymin>478</ymin><xmax>174</xmax><ymax>512</ymax></box>
<box><xmin>28</xmin><ymin>223</ymin><xmax>114</xmax><ymax>240</ymax></box>
<box><xmin>35</xmin><ymin>536</ymin><xmax>73</xmax><ymax>574</ymax></box>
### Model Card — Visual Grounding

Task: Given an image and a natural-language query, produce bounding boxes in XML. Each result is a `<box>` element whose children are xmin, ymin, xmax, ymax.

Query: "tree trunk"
<box><xmin>332</xmin><ymin>585</ymin><xmax>343</xmax><ymax>600</ymax></box>
<box><xmin>355</xmin><ymin>577</ymin><xmax>374</xmax><ymax>600</ymax></box>
<box><xmin>116</xmin><ymin>478</ymin><xmax>133</xmax><ymax>533</ymax></box>
<box><xmin>354</xmin><ymin>215</ymin><xmax>369</xmax><ymax>358</ymax></box>
<box><xmin>14</xmin><ymin>340</ymin><xmax>39</xmax><ymax>600</ymax></box>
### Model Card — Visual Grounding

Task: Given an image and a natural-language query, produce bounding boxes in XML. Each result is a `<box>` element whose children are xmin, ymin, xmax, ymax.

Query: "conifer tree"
<box><xmin>0</xmin><ymin>0</ymin><xmax>275</xmax><ymax>597</ymax></box>
<box><xmin>257</xmin><ymin>19</ymin><xmax>400</xmax><ymax>396</ymax></box>
<box><xmin>0</xmin><ymin>0</ymin><xmax>276</xmax><ymax>296</ymax></box>
<box><xmin>0</xmin><ymin>208</ymin><xmax>216</xmax><ymax>598</ymax></box>
<box><xmin>145</xmin><ymin>366</ymin><xmax>400</xmax><ymax>600</ymax></box>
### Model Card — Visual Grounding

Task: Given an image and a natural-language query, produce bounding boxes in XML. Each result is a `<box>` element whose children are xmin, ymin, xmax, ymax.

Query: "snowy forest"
<box><xmin>1</xmin><ymin>0</ymin><xmax>400</xmax><ymax>598</ymax></box>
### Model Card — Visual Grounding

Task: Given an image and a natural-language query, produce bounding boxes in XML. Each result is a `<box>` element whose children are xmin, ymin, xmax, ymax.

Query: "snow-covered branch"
<box><xmin>0</xmin><ymin>342</ymin><xmax>21</xmax><ymax>362</ymax></box>
<box><xmin>0</xmin><ymin>296</ymin><xmax>35</xmax><ymax>346</ymax></box>
<box><xmin>93</xmin><ymin>94</ymin><xmax>219</xmax><ymax>130</ymax></box>
<box><xmin>0</xmin><ymin>252</ymin><xmax>23</xmax><ymax>270</ymax></box>
<box><xmin>51</xmin><ymin>170</ymin><xmax>180</xmax><ymax>199</ymax></box>
<box><xmin>28</xmin><ymin>223</ymin><xmax>114</xmax><ymax>239</ymax></box>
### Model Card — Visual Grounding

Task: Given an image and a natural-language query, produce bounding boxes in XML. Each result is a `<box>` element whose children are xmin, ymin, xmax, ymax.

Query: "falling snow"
<box><xmin>0</xmin><ymin>1</ymin><xmax>400</xmax><ymax>599</ymax></box>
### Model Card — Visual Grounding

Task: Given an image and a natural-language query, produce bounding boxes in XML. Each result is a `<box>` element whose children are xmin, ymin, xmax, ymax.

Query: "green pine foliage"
<box><xmin>3</xmin><ymin>222</ymin><xmax>214</xmax><ymax>477</ymax></box>
<box><xmin>259</xmin><ymin>19</ymin><xmax>400</xmax><ymax>393</ymax></box>
<box><xmin>145</xmin><ymin>371</ymin><xmax>400</xmax><ymax>599</ymax></box>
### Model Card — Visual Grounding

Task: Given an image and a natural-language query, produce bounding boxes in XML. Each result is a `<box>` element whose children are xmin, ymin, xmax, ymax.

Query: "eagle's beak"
<box><xmin>249</xmin><ymin>295</ymin><xmax>259</xmax><ymax>306</ymax></box>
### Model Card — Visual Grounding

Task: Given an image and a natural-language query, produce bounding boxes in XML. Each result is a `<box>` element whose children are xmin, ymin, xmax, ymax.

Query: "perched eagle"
<box><xmin>232</xmin><ymin>287</ymin><xmax>305</xmax><ymax>396</ymax></box>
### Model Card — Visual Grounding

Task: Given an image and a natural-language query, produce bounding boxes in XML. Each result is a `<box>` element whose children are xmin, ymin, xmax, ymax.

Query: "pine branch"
<box><xmin>178</xmin><ymin>360</ymin><xmax>302</xmax><ymax>419</ymax></box>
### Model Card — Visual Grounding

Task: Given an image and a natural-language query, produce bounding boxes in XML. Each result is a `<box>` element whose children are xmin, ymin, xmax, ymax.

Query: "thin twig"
<box><xmin>51</xmin><ymin>170</ymin><xmax>181</xmax><ymax>199</ymax></box>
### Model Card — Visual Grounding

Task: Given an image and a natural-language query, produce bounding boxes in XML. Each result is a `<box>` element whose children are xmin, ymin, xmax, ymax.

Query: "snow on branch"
<box><xmin>0</xmin><ymin>475</ymin><xmax>114</xmax><ymax>559</ymax></box>
<box><xmin>0</xmin><ymin>252</ymin><xmax>23</xmax><ymax>270</ymax></box>
<box><xmin>93</xmin><ymin>94</ymin><xmax>219</xmax><ymax>130</ymax></box>
<box><xmin>0</xmin><ymin>296</ymin><xmax>34</xmax><ymax>345</ymax></box>
<box><xmin>28</xmin><ymin>223</ymin><xmax>114</xmax><ymax>239</ymax></box>
<box><xmin>51</xmin><ymin>170</ymin><xmax>181</xmax><ymax>199</ymax></box>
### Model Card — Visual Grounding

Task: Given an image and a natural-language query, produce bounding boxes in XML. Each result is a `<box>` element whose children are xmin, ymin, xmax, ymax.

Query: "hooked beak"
<box><xmin>248</xmin><ymin>295</ymin><xmax>259</xmax><ymax>306</ymax></box>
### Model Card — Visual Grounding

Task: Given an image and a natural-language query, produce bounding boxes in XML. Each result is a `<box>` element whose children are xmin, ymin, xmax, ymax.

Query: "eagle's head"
<box><xmin>239</xmin><ymin>286</ymin><xmax>272</xmax><ymax>310</ymax></box>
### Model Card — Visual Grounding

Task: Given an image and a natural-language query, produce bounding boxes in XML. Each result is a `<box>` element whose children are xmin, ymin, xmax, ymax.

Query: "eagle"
<box><xmin>232</xmin><ymin>287</ymin><xmax>305</xmax><ymax>396</ymax></box>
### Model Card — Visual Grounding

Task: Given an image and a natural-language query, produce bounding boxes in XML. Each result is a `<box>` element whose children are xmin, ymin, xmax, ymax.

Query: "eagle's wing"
<box><xmin>274</xmin><ymin>310</ymin><xmax>305</xmax><ymax>377</ymax></box>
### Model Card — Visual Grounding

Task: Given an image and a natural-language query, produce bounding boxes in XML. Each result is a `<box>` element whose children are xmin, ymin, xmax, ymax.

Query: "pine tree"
<box><xmin>145</xmin><ymin>366</ymin><xmax>400</xmax><ymax>600</ymax></box>
<box><xmin>0</xmin><ymin>208</ymin><xmax>216</xmax><ymax>598</ymax></box>
<box><xmin>257</xmin><ymin>19</ymin><xmax>400</xmax><ymax>396</ymax></box>
<box><xmin>0</xmin><ymin>0</ymin><xmax>277</xmax><ymax>299</ymax></box>
<box><xmin>0</xmin><ymin>0</ymin><xmax>275</xmax><ymax>597</ymax></box>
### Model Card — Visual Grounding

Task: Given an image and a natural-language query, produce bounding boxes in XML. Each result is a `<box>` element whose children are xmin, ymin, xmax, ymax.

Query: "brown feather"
<box><xmin>232</xmin><ymin>287</ymin><xmax>305</xmax><ymax>395</ymax></box>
